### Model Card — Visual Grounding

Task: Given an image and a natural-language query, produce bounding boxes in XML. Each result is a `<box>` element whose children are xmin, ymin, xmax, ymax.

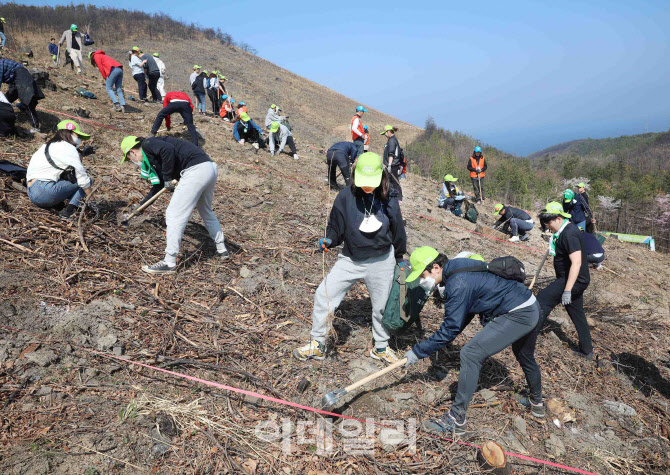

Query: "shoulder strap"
<box><xmin>443</xmin><ymin>264</ymin><xmax>489</xmax><ymax>281</ymax></box>
<box><xmin>44</xmin><ymin>143</ymin><xmax>64</xmax><ymax>172</ymax></box>
<box><xmin>398</xmin><ymin>268</ymin><xmax>409</xmax><ymax>322</ymax></box>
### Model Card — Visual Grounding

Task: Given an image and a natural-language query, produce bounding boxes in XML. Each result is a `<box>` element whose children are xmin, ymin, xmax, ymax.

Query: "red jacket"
<box><xmin>162</xmin><ymin>91</ymin><xmax>194</xmax><ymax>129</ymax></box>
<box><xmin>90</xmin><ymin>50</ymin><xmax>122</xmax><ymax>80</ymax></box>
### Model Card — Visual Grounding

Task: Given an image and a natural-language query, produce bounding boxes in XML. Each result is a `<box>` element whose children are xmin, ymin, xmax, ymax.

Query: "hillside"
<box><xmin>1</xmin><ymin>10</ymin><xmax>670</xmax><ymax>475</ymax></box>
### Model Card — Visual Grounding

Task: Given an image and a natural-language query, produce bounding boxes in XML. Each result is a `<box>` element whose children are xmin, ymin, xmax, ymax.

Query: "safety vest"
<box><xmin>469</xmin><ymin>155</ymin><xmax>485</xmax><ymax>178</ymax></box>
<box><xmin>363</xmin><ymin>132</ymin><xmax>370</xmax><ymax>146</ymax></box>
<box><xmin>351</xmin><ymin>114</ymin><xmax>364</xmax><ymax>141</ymax></box>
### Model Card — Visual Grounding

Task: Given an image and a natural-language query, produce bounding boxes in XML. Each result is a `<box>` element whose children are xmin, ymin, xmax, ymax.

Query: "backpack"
<box><xmin>465</xmin><ymin>205</ymin><xmax>478</xmax><ymax>224</ymax></box>
<box><xmin>382</xmin><ymin>264</ymin><xmax>429</xmax><ymax>334</ymax></box>
<box><xmin>444</xmin><ymin>256</ymin><xmax>527</xmax><ymax>283</ymax></box>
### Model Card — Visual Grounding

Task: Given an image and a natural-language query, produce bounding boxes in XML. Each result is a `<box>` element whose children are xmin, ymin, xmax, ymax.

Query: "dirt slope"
<box><xmin>0</xmin><ymin>43</ymin><xmax>669</xmax><ymax>475</ymax></box>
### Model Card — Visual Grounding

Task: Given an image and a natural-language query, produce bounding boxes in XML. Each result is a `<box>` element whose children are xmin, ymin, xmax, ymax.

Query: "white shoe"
<box><xmin>28</xmin><ymin>128</ymin><xmax>40</xmax><ymax>134</ymax></box>
<box><xmin>370</xmin><ymin>347</ymin><xmax>401</xmax><ymax>363</ymax></box>
<box><xmin>223</xmin><ymin>118</ymin><xmax>230</xmax><ymax>122</ymax></box>
<box><xmin>253</xmin><ymin>142</ymin><xmax>259</xmax><ymax>150</ymax></box>
<box><xmin>293</xmin><ymin>154</ymin><xmax>299</xmax><ymax>160</ymax></box>
<box><xmin>509</xmin><ymin>236</ymin><xmax>520</xmax><ymax>243</ymax></box>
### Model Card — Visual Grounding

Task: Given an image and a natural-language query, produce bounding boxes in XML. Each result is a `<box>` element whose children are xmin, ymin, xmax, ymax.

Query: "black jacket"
<box><xmin>325</xmin><ymin>186</ymin><xmax>406</xmax><ymax>261</ymax></box>
<box><xmin>191</xmin><ymin>73</ymin><xmax>206</xmax><ymax>94</ymax></box>
<box><xmin>494</xmin><ymin>206</ymin><xmax>531</xmax><ymax>227</ymax></box>
<box><xmin>383</xmin><ymin>135</ymin><xmax>402</xmax><ymax>171</ymax></box>
<box><xmin>139</xmin><ymin>137</ymin><xmax>210</xmax><ymax>204</ymax></box>
<box><xmin>329</xmin><ymin>141</ymin><xmax>359</xmax><ymax>163</ymax></box>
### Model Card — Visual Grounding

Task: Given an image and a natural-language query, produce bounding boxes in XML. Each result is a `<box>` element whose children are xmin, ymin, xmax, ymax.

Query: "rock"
<box><xmin>130</xmin><ymin>236</ymin><xmax>142</xmax><ymax>246</ymax></box>
<box><xmin>502</xmin><ymin>430</ymin><xmax>529</xmax><ymax>455</ymax></box>
<box><xmin>547</xmin><ymin>331</ymin><xmax>562</xmax><ymax>345</ymax></box>
<box><xmin>25</xmin><ymin>349</ymin><xmax>58</xmax><ymax>367</ymax></box>
<box><xmin>549</xmin><ymin>316</ymin><xmax>570</xmax><ymax>327</ymax></box>
<box><xmin>157</xmin><ymin>413</ymin><xmax>179</xmax><ymax>437</ymax></box>
<box><xmin>379</xmin><ymin>427</ymin><xmax>409</xmax><ymax>451</ymax></box>
<box><xmin>392</xmin><ymin>392</ymin><xmax>414</xmax><ymax>403</ymax></box>
<box><xmin>239</xmin><ymin>266</ymin><xmax>251</xmax><ymax>278</ymax></box>
<box><xmin>150</xmin><ymin>427</ymin><xmax>172</xmax><ymax>457</ymax></box>
<box><xmin>36</xmin><ymin>385</ymin><xmax>52</xmax><ymax>396</ymax></box>
<box><xmin>513</xmin><ymin>416</ymin><xmax>527</xmax><ymax>436</ymax></box>
<box><xmin>97</xmin><ymin>333</ymin><xmax>118</xmax><ymax>350</ymax></box>
<box><xmin>112</xmin><ymin>345</ymin><xmax>124</xmax><ymax>356</ymax></box>
<box><xmin>478</xmin><ymin>388</ymin><xmax>498</xmax><ymax>403</ymax></box>
<box><xmin>297</xmin><ymin>377</ymin><xmax>310</xmax><ymax>393</ymax></box>
<box><xmin>545</xmin><ymin>434</ymin><xmax>566</xmax><ymax>458</ymax></box>
<box><xmin>602</xmin><ymin>400</ymin><xmax>637</xmax><ymax>417</ymax></box>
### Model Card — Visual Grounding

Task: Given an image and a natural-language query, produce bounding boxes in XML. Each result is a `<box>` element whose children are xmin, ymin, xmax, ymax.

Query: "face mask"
<box><xmin>419</xmin><ymin>276</ymin><xmax>435</xmax><ymax>294</ymax></box>
<box><xmin>72</xmin><ymin>135</ymin><xmax>82</xmax><ymax>146</ymax></box>
<box><xmin>436</xmin><ymin>284</ymin><xmax>446</xmax><ymax>298</ymax></box>
<box><xmin>359</xmin><ymin>214</ymin><xmax>382</xmax><ymax>233</ymax></box>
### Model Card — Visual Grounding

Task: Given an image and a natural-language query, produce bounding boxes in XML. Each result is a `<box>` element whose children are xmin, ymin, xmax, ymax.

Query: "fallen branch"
<box><xmin>0</xmin><ymin>237</ymin><xmax>37</xmax><ymax>254</ymax></box>
<box><xmin>78</xmin><ymin>183</ymin><xmax>101</xmax><ymax>253</ymax></box>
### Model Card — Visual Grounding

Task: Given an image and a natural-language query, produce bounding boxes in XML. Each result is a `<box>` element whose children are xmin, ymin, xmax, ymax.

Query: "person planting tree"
<box><xmin>265</xmin><ymin>104</ymin><xmax>287</xmax><ymax>130</ymax></box>
<box><xmin>325</xmin><ymin>141</ymin><xmax>360</xmax><ymax>189</ymax></box>
<box><xmin>563</xmin><ymin>189</ymin><xmax>588</xmax><ymax>231</ymax></box>
<box><xmin>150</xmin><ymin>91</ymin><xmax>199</xmax><ymax>146</ymax></box>
<box><xmin>233</xmin><ymin>112</ymin><xmax>264</xmax><ymax>149</ymax></box>
<box><xmin>268</xmin><ymin>121</ymin><xmax>298</xmax><ymax>159</ymax></box>
<box><xmin>438</xmin><ymin>174</ymin><xmax>464</xmax><ymax>217</ymax></box>
<box><xmin>120</xmin><ymin>135</ymin><xmax>229</xmax><ymax>274</ymax></box>
<box><xmin>0</xmin><ymin>58</ymin><xmax>44</xmax><ymax>134</ymax></box>
<box><xmin>89</xmin><ymin>50</ymin><xmax>126</xmax><ymax>113</ymax></box>
<box><xmin>493</xmin><ymin>203</ymin><xmax>534</xmax><ymax>242</ymax></box>
<box><xmin>293</xmin><ymin>152</ymin><xmax>406</xmax><ymax>364</ymax></box>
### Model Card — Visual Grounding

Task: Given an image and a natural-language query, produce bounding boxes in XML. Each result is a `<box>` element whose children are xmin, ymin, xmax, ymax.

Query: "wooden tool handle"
<box><xmin>343</xmin><ymin>357</ymin><xmax>407</xmax><ymax>393</ymax></box>
<box><xmin>128</xmin><ymin>186</ymin><xmax>169</xmax><ymax>219</ymax></box>
<box><xmin>529</xmin><ymin>247</ymin><xmax>551</xmax><ymax>290</ymax></box>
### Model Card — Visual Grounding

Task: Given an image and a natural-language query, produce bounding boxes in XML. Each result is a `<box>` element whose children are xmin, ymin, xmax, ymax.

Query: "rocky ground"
<box><xmin>0</xmin><ymin>43</ymin><xmax>669</xmax><ymax>475</ymax></box>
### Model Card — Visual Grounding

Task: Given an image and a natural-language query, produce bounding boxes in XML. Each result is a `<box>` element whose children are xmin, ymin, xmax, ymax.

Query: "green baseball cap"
<box><xmin>494</xmin><ymin>203</ymin><xmax>504</xmax><ymax>215</ymax></box>
<box><xmin>407</xmin><ymin>246</ymin><xmax>440</xmax><ymax>282</ymax></box>
<box><xmin>152</xmin><ymin>52</ymin><xmax>160</xmax><ymax>57</ymax></box>
<box><xmin>70</xmin><ymin>24</ymin><xmax>78</xmax><ymax>31</ymax></box>
<box><xmin>120</xmin><ymin>136</ymin><xmax>141</xmax><ymax>162</ymax></box>
<box><xmin>240</xmin><ymin>112</ymin><xmax>251</xmax><ymax>122</ymax></box>
<box><xmin>469</xmin><ymin>254</ymin><xmax>485</xmax><ymax>262</ymax></box>
<box><xmin>270</xmin><ymin>104</ymin><xmax>277</xmax><ymax>109</ymax></box>
<box><xmin>577</xmin><ymin>182</ymin><xmax>586</xmax><ymax>188</ymax></box>
<box><xmin>443</xmin><ymin>174</ymin><xmax>457</xmax><ymax>182</ymax></box>
<box><xmin>380</xmin><ymin>125</ymin><xmax>394</xmax><ymax>135</ymax></box>
<box><xmin>270</xmin><ymin>121</ymin><xmax>280</xmax><ymax>133</ymax></box>
<box><xmin>353</xmin><ymin>152</ymin><xmax>383</xmax><ymax>188</ymax></box>
<box><xmin>88</xmin><ymin>51</ymin><xmax>94</xmax><ymax>59</ymax></box>
<box><xmin>132</xmin><ymin>46</ymin><xmax>140</xmax><ymax>52</ymax></box>
<box><xmin>1</xmin><ymin>18</ymin><xmax>6</xmax><ymax>23</ymax></box>
<box><xmin>563</xmin><ymin>189</ymin><xmax>575</xmax><ymax>202</ymax></box>
<box><xmin>57</xmin><ymin>120</ymin><xmax>90</xmax><ymax>140</ymax></box>
<box><xmin>193</xmin><ymin>65</ymin><xmax>201</xmax><ymax>70</ymax></box>
<box><xmin>543</xmin><ymin>201</ymin><xmax>571</xmax><ymax>219</ymax></box>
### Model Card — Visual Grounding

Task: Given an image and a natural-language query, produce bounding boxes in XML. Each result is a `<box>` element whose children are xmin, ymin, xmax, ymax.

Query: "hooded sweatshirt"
<box><xmin>265</xmin><ymin>108</ymin><xmax>286</xmax><ymax>128</ymax></box>
<box><xmin>90</xmin><ymin>51</ymin><xmax>122</xmax><ymax>80</ymax></box>
<box><xmin>269</xmin><ymin>123</ymin><xmax>292</xmax><ymax>153</ymax></box>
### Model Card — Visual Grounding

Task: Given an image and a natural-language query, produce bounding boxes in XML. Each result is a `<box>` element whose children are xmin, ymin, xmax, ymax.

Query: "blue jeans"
<box><xmin>195</xmin><ymin>93</ymin><xmax>206</xmax><ymax>113</ymax></box>
<box><xmin>106</xmin><ymin>67</ymin><xmax>125</xmax><ymax>106</ymax></box>
<box><xmin>27</xmin><ymin>179</ymin><xmax>86</xmax><ymax>208</ymax></box>
<box><xmin>0</xmin><ymin>32</ymin><xmax>6</xmax><ymax>47</ymax></box>
<box><xmin>510</xmin><ymin>218</ymin><xmax>534</xmax><ymax>236</ymax></box>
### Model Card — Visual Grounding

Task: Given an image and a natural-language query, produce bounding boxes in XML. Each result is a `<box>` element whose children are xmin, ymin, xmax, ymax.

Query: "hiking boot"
<box><xmin>422</xmin><ymin>412</ymin><xmax>466</xmax><ymax>436</ymax></box>
<box><xmin>515</xmin><ymin>394</ymin><xmax>546</xmax><ymax>418</ymax></box>
<box><xmin>370</xmin><ymin>347</ymin><xmax>401</xmax><ymax>364</ymax></box>
<box><xmin>572</xmin><ymin>350</ymin><xmax>594</xmax><ymax>361</ymax></box>
<box><xmin>217</xmin><ymin>249</ymin><xmax>230</xmax><ymax>260</ymax></box>
<box><xmin>520</xmin><ymin>233</ymin><xmax>530</xmax><ymax>241</ymax></box>
<box><xmin>58</xmin><ymin>203</ymin><xmax>79</xmax><ymax>219</ymax></box>
<box><xmin>252</xmin><ymin>142</ymin><xmax>259</xmax><ymax>150</ymax></box>
<box><xmin>293</xmin><ymin>340</ymin><xmax>326</xmax><ymax>361</ymax></box>
<box><xmin>293</xmin><ymin>154</ymin><xmax>299</xmax><ymax>160</ymax></box>
<box><xmin>141</xmin><ymin>260</ymin><xmax>177</xmax><ymax>275</ymax></box>
<box><xmin>509</xmin><ymin>236</ymin><xmax>520</xmax><ymax>243</ymax></box>
<box><xmin>114</xmin><ymin>103</ymin><xmax>124</xmax><ymax>112</ymax></box>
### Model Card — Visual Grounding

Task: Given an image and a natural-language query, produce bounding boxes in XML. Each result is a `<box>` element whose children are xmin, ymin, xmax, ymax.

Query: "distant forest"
<box><xmin>407</xmin><ymin>118</ymin><xmax>670</xmax><ymax>252</ymax></box>
<box><xmin>0</xmin><ymin>3</ymin><xmax>257</xmax><ymax>53</ymax></box>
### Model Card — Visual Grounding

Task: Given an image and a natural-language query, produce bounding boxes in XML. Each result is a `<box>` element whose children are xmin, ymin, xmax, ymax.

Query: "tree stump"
<box><xmin>477</xmin><ymin>440</ymin><xmax>511</xmax><ymax>475</ymax></box>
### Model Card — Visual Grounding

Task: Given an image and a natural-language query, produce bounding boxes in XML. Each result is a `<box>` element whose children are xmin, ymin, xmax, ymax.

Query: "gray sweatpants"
<box><xmin>451</xmin><ymin>300</ymin><xmax>541</xmax><ymax>423</ymax></box>
<box><xmin>310</xmin><ymin>247</ymin><xmax>395</xmax><ymax>348</ymax></box>
<box><xmin>164</xmin><ymin>161</ymin><xmax>225</xmax><ymax>264</ymax></box>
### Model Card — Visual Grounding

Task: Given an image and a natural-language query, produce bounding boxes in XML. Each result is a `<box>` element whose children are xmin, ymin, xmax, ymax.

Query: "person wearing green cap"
<box><xmin>137</xmin><ymin>49</ymin><xmax>161</xmax><ymax>102</ymax></box>
<box><xmin>59</xmin><ymin>24</ymin><xmax>83</xmax><ymax>74</ymax></box>
<box><xmin>402</xmin><ymin>247</ymin><xmax>544</xmax><ymax>435</ymax></box>
<box><xmin>128</xmin><ymin>48</ymin><xmax>148</xmax><ymax>101</ymax></box>
<box><xmin>206</xmin><ymin>71</ymin><xmax>221</xmax><ymax>115</ymax></box>
<box><xmin>26</xmin><ymin>120</ymin><xmax>96</xmax><ymax>218</ymax></box>
<box><xmin>265</xmin><ymin>104</ymin><xmax>287</xmax><ymax>130</ymax></box>
<box><xmin>0</xmin><ymin>58</ymin><xmax>44</xmax><ymax>133</ymax></box>
<box><xmin>293</xmin><ymin>152</ymin><xmax>407</xmax><ymax>364</ymax></box>
<box><xmin>152</xmin><ymin>53</ymin><xmax>167</xmax><ymax>98</ymax></box>
<box><xmin>190</xmin><ymin>66</ymin><xmax>207</xmax><ymax>114</ymax></box>
<box><xmin>493</xmin><ymin>203</ymin><xmax>534</xmax><ymax>242</ymax></box>
<box><xmin>382</xmin><ymin>125</ymin><xmax>404</xmax><ymax>202</ymax></box>
<box><xmin>438</xmin><ymin>174</ymin><xmax>464</xmax><ymax>216</ymax></box>
<box><xmin>268</xmin><ymin>121</ymin><xmax>298</xmax><ymax>159</ymax></box>
<box><xmin>233</xmin><ymin>112</ymin><xmax>264</xmax><ymax>148</ymax></box>
<box><xmin>563</xmin><ymin>188</ymin><xmax>587</xmax><ymax>231</ymax></box>
<box><xmin>120</xmin><ymin>135</ymin><xmax>229</xmax><ymax>274</ymax></box>
<box><xmin>533</xmin><ymin>201</ymin><xmax>593</xmax><ymax>360</ymax></box>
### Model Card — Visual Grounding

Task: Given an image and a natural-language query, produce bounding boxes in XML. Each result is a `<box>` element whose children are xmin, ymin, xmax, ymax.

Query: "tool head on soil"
<box><xmin>320</xmin><ymin>388</ymin><xmax>346</xmax><ymax>409</ymax></box>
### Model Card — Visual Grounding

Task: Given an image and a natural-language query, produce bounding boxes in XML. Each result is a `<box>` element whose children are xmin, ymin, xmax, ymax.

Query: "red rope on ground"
<box><xmin>0</xmin><ymin>324</ymin><xmax>600</xmax><ymax>475</ymax></box>
<box><xmin>35</xmin><ymin>106</ymin><xmax>124</xmax><ymax>132</ymax></box>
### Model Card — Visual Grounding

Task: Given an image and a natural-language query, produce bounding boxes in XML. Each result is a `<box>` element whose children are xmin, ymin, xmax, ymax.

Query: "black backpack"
<box><xmin>444</xmin><ymin>256</ymin><xmax>526</xmax><ymax>283</ymax></box>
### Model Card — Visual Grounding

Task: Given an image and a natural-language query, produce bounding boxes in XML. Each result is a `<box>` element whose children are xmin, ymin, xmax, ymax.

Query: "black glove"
<box><xmin>80</xmin><ymin>145</ymin><xmax>95</xmax><ymax>157</ymax></box>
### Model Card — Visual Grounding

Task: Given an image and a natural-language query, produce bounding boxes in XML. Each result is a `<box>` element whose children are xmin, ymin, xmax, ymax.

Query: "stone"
<box><xmin>239</xmin><ymin>266</ymin><xmax>251</xmax><ymax>278</ymax></box>
<box><xmin>112</xmin><ymin>345</ymin><xmax>124</xmax><ymax>356</ymax></box>
<box><xmin>513</xmin><ymin>416</ymin><xmax>527</xmax><ymax>436</ymax></box>
<box><xmin>503</xmin><ymin>430</ymin><xmax>529</xmax><ymax>455</ymax></box>
<box><xmin>392</xmin><ymin>392</ymin><xmax>414</xmax><ymax>403</ymax></box>
<box><xmin>547</xmin><ymin>331</ymin><xmax>562</xmax><ymax>345</ymax></box>
<box><xmin>545</xmin><ymin>434</ymin><xmax>566</xmax><ymax>458</ymax></box>
<box><xmin>97</xmin><ymin>333</ymin><xmax>118</xmax><ymax>350</ymax></box>
<box><xmin>602</xmin><ymin>400</ymin><xmax>637</xmax><ymax>417</ymax></box>
<box><xmin>478</xmin><ymin>388</ymin><xmax>498</xmax><ymax>403</ymax></box>
<box><xmin>130</xmin><ymin>237</ymin><xmax>143</xmax><ymax>246</ymax></box>
<box><xmin>25</xmin><ymin>349</ymin><xmax>58</xmax><ymax>367</ymax></box>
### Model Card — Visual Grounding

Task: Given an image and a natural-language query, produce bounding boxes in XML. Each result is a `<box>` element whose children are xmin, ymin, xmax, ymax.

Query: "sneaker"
<box><xmin>58</xmin><ymin>204</ymin><xmax>79</xmax><ymax>219</ymax></box>
<box><xmin>571</xmin><ymin>349</ymin><xmax>594</xmax><ymax>361</ymax></box>
<box><xmin>252</xmin><ymin>142</ymin><xmax>259</xmax><ymax>150</ymax></box>
<box><xmin>293</xmin><ymin>154</ymin><xmax>299</xmax><ymax>160</ymax></box>
<box><xmin>141</xmin><ymin>261</ymin><xmax>177</xmax><ymax>275</ymax></box>
<box><xmin>28</xmin><ymin>128</ymin><xmax>40</xmax><ymax>134</ymax></box>
<box><xmin>370</xmin><ymin>347</ymin><xmax>401</xmax><ymax>364</ymax></box>
<box><xmin>217</xmin><ymin>249</ymin><xmax>230</xmax><ymax>260</ymax></box>
<box><xmin>239</xmin><ymin>139</ymin><xmax>245</xmax><ymax>144</ymax></box>
<box><xmin>520</xmin><ymin>233</ymin><xmax>530</xmax><ymax>242</ymax></box>
<box><xmin>596</xmin><ymin>263</ymin><xmax>603</xmax><ymax>270</ymax></box>
<box><xmin>515</xmin><ymin>394</ymin><xmax>546</xmax><ymax>418</ymax></box>
<box><xmin>115</xmin><ymin>103</ymin><xmax>124</xmax><ymax>112</ymax></box>
<box><xmin>293</xmin><ymin>340</ymin><xmax>326</xmax><ymax>361</ymax></box>
<box><xmin>509</xmin><ymin>236</ymin><xmax>520</xmax><ymax>243</ymax></box>
<box><xmin>422</xmin><ymin>412</ymin><xmax>466</xmax><ymax>436</ymax></box>
<box><xmin>223</xmin><ymin>117</ymin><xmax>230</xmax><ymax>122</ymax></box>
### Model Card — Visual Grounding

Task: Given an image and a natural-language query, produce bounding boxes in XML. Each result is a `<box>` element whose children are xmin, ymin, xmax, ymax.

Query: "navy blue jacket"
<box><xmin>494</xmin><ymin>206</ymin><xmax>531</xmax><ymax>227</ymax></box>
<box><xmin>564</xmin><ymin>195</ymin><xmax>587</xmax><ymax>224</ymax></box>
<box><xmin>328</xmin><ymin>142</ymin><xmax>359</xmax><ymax>163</ymax></box>
<box><xmin>412</xmin><ymin>258</ymin><xmax>532</xmax><ymax>359</ymax></box>
<box><xmin>48</xmin><ymin>43</ymin><xmax>59</xmax><ymax>56</ymax></box>
<box><xmin>325</xmin><ymin>186</ymin><xmax>406</xmax><ymax>261</ymax></box>
<box><xmin>0</xmin><ymin>59</ymin><xmax>20</xmax><ymax>84</ymax></box>
<box><xmin>582</xmin><ymin>232</ymin><xmax>604</xmax><ymax>256</ymax></box>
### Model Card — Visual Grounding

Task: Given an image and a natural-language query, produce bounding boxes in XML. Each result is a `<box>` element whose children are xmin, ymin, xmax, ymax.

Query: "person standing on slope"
<box><xmin>128</xmin><ymin>49</ymin><xmax>148</xmax><ymax>102</ymax></box>
<box><xmin>382</xmin><ymin>125</ymin><xmax>403</xmax><ymax>202</ymax></box>
<box><xmin>467</xmin><ymin>146</ymin><xmax>486</xmax><ymax>203</ymax></box>
<box><xmin>134</xmin><ymin>47</ymin><xmax>161</xmax><ymax>102</ymax></box>
<box><xmin>206</xmin><ymin>71</ymin><xmax>220</xmax><ymax>116</ymax></box>
<box><xmin>152</xmin><ymin>53</ymin><xmax>167</xmax><ymax>99</ymax></box>
<box><xmin>48</xmin><ymin>38</ymin><xmax>59</xmax><ymax>66</ymax></box>
<box><xmin>363</xmin><ymin>125</ymin><xmax>370</xmax><ymax>151</ymax></box>
<box><xmin>120</xmin><ymin>135</ymin><xmax>229</xmax><ymax>274</ymax></box>
<box><xmin>563</xmin><ymin>189</ymin><xmax>588</xmax><ymax>231</ymax></box>
<box><xmin>268</xmin><ymin>121</ymin><xmax>298</xmax><ymax>159</ymax></box>
<box><xmin>0</xmin><ymin>58</ymin><xmax>44</xmax><ymax>133</ymax></box>
<box><xmin>150</xmin><ymin>91</ymin><xmax>199</xmax><ymax>146</ymax></box>
<box><xmin>0</xmin><ymin>18</ymin><xmax>7</xmax><ymax>50</ymax></box>
<box><xmin>351</xmin><ymin>105</ymin><xmax>367</xmax><ymax>156</ymax></box>
<box><xmin>190</xmin><ymin>65</ymin><xmax>206</xmax><ymax>115</ymax></box>
<box><xmin>293</xmin><ymin>152</ymin><xmax>407</xmax><ymax>364</ymax></box>
<box><xmin>326</xmin><ymin>141</ymin><xmax>360</xmax><ymax>189</ymax></box>
<box><xmin>59</xmin><ymin>24</ymin><xmax>83</xmax><ymax>74</ymax></box>
<box><xmin>89</xmin><ymin>50</ymin><xmax>126</xmax><ymax>113</ymax></box>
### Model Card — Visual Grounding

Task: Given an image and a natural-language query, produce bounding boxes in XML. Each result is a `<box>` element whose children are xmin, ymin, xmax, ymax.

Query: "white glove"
<box><xmin>239</xmin><ymin>139</ymin><xmax>245</xmax><ymax>144</ymax></box>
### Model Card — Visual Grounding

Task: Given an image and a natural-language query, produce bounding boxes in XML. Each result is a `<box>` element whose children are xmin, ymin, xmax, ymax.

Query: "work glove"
<box><xmin>164</xmin><ymin>179</ymin><xmax>178</xmax><ymax>191</ymax></box>
<box><xmin>476</xmin><ymin>167</ymin><xmax>481</xmax><ymax>172</ymax></box>
<box><xmin>239</xmin><ymin>139</ymin><xmax>245</xmax><ymax>144</ymax></box>
<box><xmin>397</xmin><ymin>259</ymin><xmax>411</xmax><ymax>271</ymax></box>
<box><xmin>404</xmin><ymin>350</ymin><xmax>419</xmax><ymax>367</ymax></box>
<box><xmin>317</xmin><ymin>238</ymin><xmax>332</xmax><ymax>252</ymax></box>
<box><xmin>562</xmin><ymin>290</ymin><xmax>572</xmax><ymax>306</ymax></box>
<box><xmin>79</xmin><ymin>145</ymin><xmax>95</xmax><ymax>157</ymax></box>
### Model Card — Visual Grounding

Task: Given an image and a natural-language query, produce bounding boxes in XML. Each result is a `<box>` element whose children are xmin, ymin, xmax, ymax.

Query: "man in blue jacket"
<box><xmin>326</xmin><ymin>141</ymin><xmax>359</xmax><ymax>189</ymax></box>
<box><xmin>403</xmin><ymin>246</ymin><xmax>543</xmax><ymax>435</ymax></box>
<box><xmin>563</xmin><ymin>189</ymin><xmax>587</xmax><ymax>231</ymax></box>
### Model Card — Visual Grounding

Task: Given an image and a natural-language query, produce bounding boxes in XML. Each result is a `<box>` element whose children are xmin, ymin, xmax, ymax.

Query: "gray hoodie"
<box><xmin>265</xmin><ymin>107</ymin><xmax>286</xmax><ymax>128</ymax></box>
<box><xmin>269</xmin><ymin>123</ymin><xmax>292</xmax><ymax>153</ymax></box>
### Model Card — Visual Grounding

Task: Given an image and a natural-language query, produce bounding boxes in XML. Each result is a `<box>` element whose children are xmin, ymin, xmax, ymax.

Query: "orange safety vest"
<box><xmin>469</xmin><ymin>155</ymin><xmax>485</xmax><ymax>178</ymax></box>
<box><xmin>363</xmin><ymin>132</ymin><xmax>370</xmax><ymax>146</ymax></box>
<box><xmin>351</xmin><ymin>114</ymin><xmax>364</xmax><ymax>141</ymax></box>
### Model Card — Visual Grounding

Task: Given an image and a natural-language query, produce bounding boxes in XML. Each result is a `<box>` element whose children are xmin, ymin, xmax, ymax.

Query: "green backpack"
<box><xmin>382</xmin><ymin>264</ymin><xmax>430</xmax><ymax>334</ymax></box>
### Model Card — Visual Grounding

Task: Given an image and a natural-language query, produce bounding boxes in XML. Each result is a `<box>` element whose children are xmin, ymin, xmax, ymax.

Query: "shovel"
<box><xmin>528</xmin><ymin>247</ymin><xmax>551</xmax><ymax>290</ymax></box>
<box><xmin>120</xmin><ymin>186</ymin><xmax>169</xmax><ymax>226</ymax></box>
<box><xmin>321</xmin><ymin>357</ymin><xmax>407</xmax><ymax>409</ymax></box>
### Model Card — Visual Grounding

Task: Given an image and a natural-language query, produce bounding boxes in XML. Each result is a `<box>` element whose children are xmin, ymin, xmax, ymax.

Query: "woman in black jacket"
<box><xmin>382</xmin><ymin>125</ymin><xmax>403</xmax><ymax>202</ymax></box>
<box><xmin>293</xmin><ymin>152</ymin><xmax>407</xmax><ymax>364</ymax></box>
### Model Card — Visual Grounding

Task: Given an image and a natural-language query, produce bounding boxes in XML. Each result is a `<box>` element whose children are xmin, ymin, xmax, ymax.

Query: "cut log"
<box><xmin>475</xmin><ymin>223</ymin><xmax>508</xmax><ymax>241</ymax></box>
<box><xmin>477</xmin><ymin>440</ymin><xmax>511</xmax><ymax>475</ymax></box>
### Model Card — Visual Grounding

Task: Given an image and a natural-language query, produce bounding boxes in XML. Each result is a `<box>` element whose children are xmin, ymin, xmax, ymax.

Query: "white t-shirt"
<box><xmin>0</xmin><ymin>92</ymin><xmax>9</xmax><ymax>105</ymax></box>
<box><xmin>26</xmin><ymin>142</ymin><xmax>91</xmax><ymax>189</ymax></box>
<box><xmin>129</xmin><ymin>55</ymin><xmax>144</xmax><ymax>76</ymax></box>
